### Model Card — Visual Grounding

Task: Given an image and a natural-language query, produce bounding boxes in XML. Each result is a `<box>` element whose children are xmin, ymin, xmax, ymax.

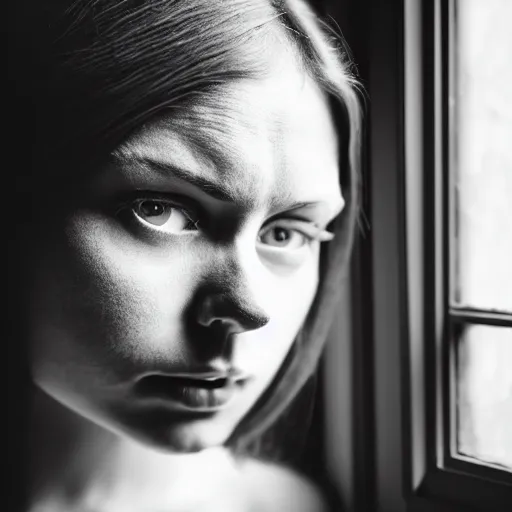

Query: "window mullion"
<box><xmin>449</xmin><ymin>308</ymin><xmax>512</xmax><ymax>327</ymax></box>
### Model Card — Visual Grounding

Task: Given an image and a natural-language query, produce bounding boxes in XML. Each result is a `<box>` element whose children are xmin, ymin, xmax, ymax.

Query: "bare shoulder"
<box><xmin>239</xmin><ymin>458</ymin><xmax>330</xmax><ymax>512</ymax></box>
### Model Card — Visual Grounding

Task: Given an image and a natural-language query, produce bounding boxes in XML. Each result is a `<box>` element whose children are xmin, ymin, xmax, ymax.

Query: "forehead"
<box><xmin>116</xmin><ymin>62</ymin><xmax>342</xmax><ymax>215</ymax></box>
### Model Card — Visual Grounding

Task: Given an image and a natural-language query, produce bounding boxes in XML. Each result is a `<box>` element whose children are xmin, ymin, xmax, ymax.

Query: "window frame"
<box><xmin>401</xmin><ymin>0</ymin><xmax>512</xmax><ymax>509</ymax></box>
<box><xmin>322</xmin><ymin>0</ymin><xmax>512</xmax><ymax>510</ymax></box>
<box><xmin>419</xmin><ymin>0</ymin><xmax>512</xmax><ymax>507</ymax></box>
<box><xmin>443</xmin><ymin>0</ymin><xmax>512</xmax><ymax>482</ymax></box>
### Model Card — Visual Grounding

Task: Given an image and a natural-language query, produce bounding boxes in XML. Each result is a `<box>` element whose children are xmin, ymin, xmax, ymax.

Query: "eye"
<box><xmin>258</xmin><ymin>224</ymin><xmax>310</xmax><ymax>250</ymax></box>
<box><xmin>132</xmin><ymin>199</ymin><xmax>198</xmax><ymax>234</ymax></box>
<box><xmin>257</xmin><ymin>218</ymin><xmax>335</xmax><ymax>252</ymax></box>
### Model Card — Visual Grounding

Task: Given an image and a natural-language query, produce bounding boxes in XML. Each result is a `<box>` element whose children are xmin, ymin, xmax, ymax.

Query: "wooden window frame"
<box><xmin>322</xmin><ymin>1</ymin><xmax>512</xmax><ymax>510</ymax></box>
<box><xmin>415</xmin><ymin>0</ymin><xmax>512</xmax><ymax>509</ymax></box>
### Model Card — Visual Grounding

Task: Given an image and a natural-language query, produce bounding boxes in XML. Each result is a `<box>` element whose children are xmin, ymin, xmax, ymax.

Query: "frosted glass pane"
<box><xmin>457</xmin><ymin>325</ymin><xmax>512</xmax><ymax>470</ymax></box>
<box><xmin>452</xmin><ymin>0</ymin><xmax>512</xmax><ymax>312</ymax></box>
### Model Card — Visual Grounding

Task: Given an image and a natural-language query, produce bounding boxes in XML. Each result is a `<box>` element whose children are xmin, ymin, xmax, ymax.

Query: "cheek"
<box><xmin>234</xmin><ymin>250</ymin><xmax>319</xmax><ymax>377</ymax></box>
<box><xmin>29</xmin><ymin>214</ymin><xmax>198</xmax><ymax>381</ymax></box>
<box><xmin>29</xmin><ymin>210</ymin><xmax>321</xmax><ymax>392</ymax></box>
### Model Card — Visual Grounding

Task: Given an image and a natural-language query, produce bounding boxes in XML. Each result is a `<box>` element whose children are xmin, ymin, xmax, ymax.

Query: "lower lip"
<box><xmin>135</xmin><ymin>376</ymin><xmax>246</xmax><ymax>412</ymax></box>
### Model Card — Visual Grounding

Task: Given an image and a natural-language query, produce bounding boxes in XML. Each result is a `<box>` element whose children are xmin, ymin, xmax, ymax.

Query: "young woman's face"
<box><xmin>29</xmin><ymin>57</ymin><xmax>344</xmax><ymax>452</ymax></box>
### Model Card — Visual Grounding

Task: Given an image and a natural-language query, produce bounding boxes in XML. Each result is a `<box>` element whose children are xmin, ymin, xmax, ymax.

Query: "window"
<box><xmin>425</xmin><ymin>0</ymin><xmax>512</xmax><ymax>502</ymax></box>
<box><xmin>320</xmin><ymin>0</ymin><xmax>512</xmax><ymax>511</ymax></box>
<box><xmin>401</xmin><ymin>0</ymin><xmax>512</xmax><ymax>509</ymax></box>
<box><xmin>449</xmin><ymin>0</ymin><xmax>512</xmax><ymax>474</ymax></box>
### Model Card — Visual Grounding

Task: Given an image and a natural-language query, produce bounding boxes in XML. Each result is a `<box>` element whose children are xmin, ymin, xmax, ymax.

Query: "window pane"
<box><xmin>456</xmin><ymin>324</ymin><xmax>512</xmax><ymax>470</ymax></box>
<box><xmin>451</xmin><ymin>0</ymin><xmax>512</xmax><ymax>312</ymax></box>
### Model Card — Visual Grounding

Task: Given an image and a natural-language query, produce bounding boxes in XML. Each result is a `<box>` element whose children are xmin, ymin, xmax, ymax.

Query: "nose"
<box><xmin>194</xmin><ymin>245</ymin><xmax>271</xmax><ymax>336</ymax></box>
<box><xmin>196</xmin><ymin>292</ymin><xmax>270</xmax><ymax>335</ymax></box>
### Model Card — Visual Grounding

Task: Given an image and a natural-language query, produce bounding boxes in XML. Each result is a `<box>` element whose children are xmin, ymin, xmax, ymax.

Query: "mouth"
<box><xmin>134</xmin><ymin>370</ymin><xmax>250</xmax><ymax>412</ymax></box>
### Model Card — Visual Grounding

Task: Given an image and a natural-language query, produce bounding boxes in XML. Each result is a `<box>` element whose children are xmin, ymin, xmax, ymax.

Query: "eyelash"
<box><xmin>259</xmin><ymin>219</ymin><xmax>331</xmax><ymax>245</ymax></box>
<box><xmin>114</xmin><ymin>191</ymin><xmax>198</xmax><ymax>223</ymax></box>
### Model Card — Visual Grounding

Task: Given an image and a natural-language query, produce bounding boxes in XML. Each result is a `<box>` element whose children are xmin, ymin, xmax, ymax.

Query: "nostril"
<box><xmin>209</xmin><ymin>319</ymin><xmax>229</xmax><ymax>334</ymax></box>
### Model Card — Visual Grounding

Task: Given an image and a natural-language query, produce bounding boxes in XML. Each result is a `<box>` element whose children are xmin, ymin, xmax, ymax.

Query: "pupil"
<box><xmin>274</xmin><ymin>228</ymin><xmax>289</xmax><ymax>242</ymax></box>
<box><xmin>140</xmin><ymin>201</ymin><xmax>164</xmax><ymax>217</ymax></box>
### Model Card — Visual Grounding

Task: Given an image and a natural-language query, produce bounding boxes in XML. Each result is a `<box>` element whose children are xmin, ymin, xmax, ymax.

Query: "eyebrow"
<box><xmin>115</xmin><ymin>155</ymin><xmax>343</xmax><ymax>216</ymax></box>
<box><xmin>124</xmin><ymin>156</ymin><xmax>238</xmax><ymax>203</ymax></box>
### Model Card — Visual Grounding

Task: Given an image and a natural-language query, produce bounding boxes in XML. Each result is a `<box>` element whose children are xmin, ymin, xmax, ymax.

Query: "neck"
<box><xmin>28</xmin><ymin>388</ymin><xmax>243</xmax><ymax>512</ymax></box>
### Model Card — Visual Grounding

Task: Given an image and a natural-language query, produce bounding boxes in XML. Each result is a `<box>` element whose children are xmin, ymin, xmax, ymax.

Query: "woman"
<box><xmin>7</xmin><ymin>0</ymin><xmax>361</xmax><ymax>510</ymax></box>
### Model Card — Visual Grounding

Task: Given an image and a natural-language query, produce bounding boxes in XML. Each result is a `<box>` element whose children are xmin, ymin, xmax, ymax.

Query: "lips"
<box><xmin>135</xmin><ymin>368</ymin><xmax>249</xmax><ymax>411</ymax></box>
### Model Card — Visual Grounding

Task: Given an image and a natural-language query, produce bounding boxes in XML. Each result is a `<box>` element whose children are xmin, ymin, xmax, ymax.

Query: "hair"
<box><xmin>7</xmin><ymin>0</ymin><xmax>361</xmax><ymax>506</ymax></box>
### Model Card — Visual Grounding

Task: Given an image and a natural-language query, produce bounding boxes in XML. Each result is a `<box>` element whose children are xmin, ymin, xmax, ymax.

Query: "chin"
<box><xmin>36</xmin><ymin>386</ymin><xmax>243</xmax><ymax>454</ymax></box>
<box><xmin>115</xmin><ymin>411</ymin><xmax>238</xmax><ymax>454</ymax></box>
